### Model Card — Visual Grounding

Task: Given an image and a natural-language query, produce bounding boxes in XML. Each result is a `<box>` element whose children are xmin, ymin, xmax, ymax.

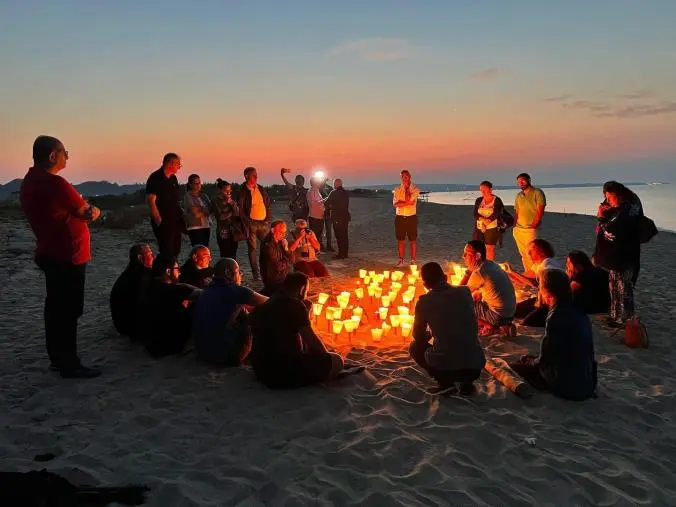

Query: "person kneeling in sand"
<box><xmin>140</xmin><ymin>254</ymin><xmax>202</xmax><ymax>357</ymax></box>
<box><xmin>192</xmin><ymin>258</ymin><xmax>268</xmax><ymax>365</ymax></box>
<box><xmin>463</xmin><ymin>240</ymin><xmax>517</xmax><ymax>336</ymax></box>
<box><xmin>110</xmin><ymin>243</ymin><xmax>154</xmax><ymax>341</ymax></box>
<box><xmin>410</xmin><ymin>262</ymin><xmax>486</xmax><ymax>395</ymax></box>
<box><xmin>509</xmin><ymin>269</ymin><xmax>597</xmax><ymax>401</ymax></box>
<box><xmin>290</xmin><ymin>219</ymin><xmax>329</xmax><ymax>278</ymax></box>
<box><xmin>179</xmin><ymin>245</ymin><xmax>214</xmax><ymax>288</ymax></box>
<box><xmin>249</xmin><ymin>272</ymin><xmax>345</xmax><ymax>388</ymax></box>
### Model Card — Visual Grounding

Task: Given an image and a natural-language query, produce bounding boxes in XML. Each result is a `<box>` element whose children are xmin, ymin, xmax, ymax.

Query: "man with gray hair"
<box><xmin>192</xmin><ymin>258</ymin><xmax>268</xmax><ymax>365</ymax></box>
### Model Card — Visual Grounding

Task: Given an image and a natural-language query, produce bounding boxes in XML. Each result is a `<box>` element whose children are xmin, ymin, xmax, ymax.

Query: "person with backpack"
<box><xmin>281</xmin><ymin>168</ymin><xmax>309</xmax><ymax>222</ymax></box>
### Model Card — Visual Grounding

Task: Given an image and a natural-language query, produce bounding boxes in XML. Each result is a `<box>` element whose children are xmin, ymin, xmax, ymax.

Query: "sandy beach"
<box><xmin>1</xmin><ymin>196</ymin><xmax>675</xmax><ymax>506</ymax></box>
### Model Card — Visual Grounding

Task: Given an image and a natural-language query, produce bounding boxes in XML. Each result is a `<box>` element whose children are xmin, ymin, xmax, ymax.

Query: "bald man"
<box><xmin>325</xmin><ymin>178</ymin><xmax>351</xmax><ymax>259</ymax></box>
<box><xmin>192</xmin><ymin>258</ymin><xmax>268</xmax><ymax>365</ymax></box>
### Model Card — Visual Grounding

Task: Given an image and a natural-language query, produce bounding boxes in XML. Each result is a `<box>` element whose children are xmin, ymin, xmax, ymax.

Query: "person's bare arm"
<box><xmin>307</xmin><ymin>230</ymin><xmax>321</xmax><ymax>250</ymax></box>
<box><xmin>146</xmin><ymin>194</ymin><xmax>162</xmax><ymax>225</ymax></box>
<box><xmin>531</xmin><ymin>204</ymin><xmax>545</xmax><ymax>229</ymax></box>
<box><xmin>248</xmin><ymin>291</ymin><xmax>268</xmax><ymax>306</ymax></box>
<box><xmin>280</xmin><ymin>169</ymin><xmax>294</xmax><ymax>189</ymax></box>
<box><xmin>74</xmin><ymin>202</ymin><xmax>101</xmax><ymax>222</ymax></box>
<box><xmin>289</xmin><ymin>234</ymin><xmax>304</xmax><ymax>252</ymax></box>
<box><xmin>507</xmin><ymin>270</ymin><xmax>536</xmax><ymax>287</ymax></box>
<box><xmin>299</xmin><ymin>325</ymin><xmax>329</xmax><ymax>354</ymax></box>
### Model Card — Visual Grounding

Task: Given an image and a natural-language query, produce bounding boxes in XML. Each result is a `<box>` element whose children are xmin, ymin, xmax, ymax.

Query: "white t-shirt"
<box><xmin>307</xmin><ymin>187</ymin><xmax>325</xmax><ymax>219</ymax></box>
<box><xmin>393</xmin><ymin>184</ymin><xmax>420</xmax><ymax>217</ymax></box>
<box><xmin>532</xmin><ymin>257</ymin><xmax>565</xmax><ymax>283</ymax></box>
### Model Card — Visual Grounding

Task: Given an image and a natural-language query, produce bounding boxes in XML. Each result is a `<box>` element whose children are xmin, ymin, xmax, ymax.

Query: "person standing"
<box><xmin>19</xmin><ymin>135</ymin><xmax>102</xmax><ymax>378</ymax></box>
<box><xmin>320</xmin><ymin>177</ymin><xmax>334</xmax><ymax>252</ymax></box>
<box><xmin>393</xmin><ymin>169</ymin><xmax>421</xmax><ymax>266</ymax></box>
<box><xmin>146</xmin><ymin>153</ymin><xmax>184</xmax><ymax>259</ymax></box>
<box><xmin>513</xmin><ymin>173</ymin><xmax>546</xmax><ymax>273</ymax></box>
<box><xmin>211</xmin><ymin>179</ymin><xmax>241</xmax><ymax>259</ymax></box>
<box><xmin>307</xmin><ymin>176</ymin><xmax>325</xmax><ymax>248</ymax></box>
<box><xmin>237</xmin><ymin>167</ymin><xmax>272</xmax><ymax>282</ymax></box>
<box><xmin>280</xmin><ymin>168</ymin><xmax>309</xmax><ymax>222</ymax></box>
<box><xmin>473</xmin><ymin>181</ymin><xmax>504</xmax><ymax>261</ymax></box>
<box><xmin>183</xmin><ymin>173</ymin><xmax>212</xmax><ymax>247</ymax></box>
<box><xmin>325</xmin><ymin>178</ymin><xmax>350</xmax><ymax>259</ymax></box>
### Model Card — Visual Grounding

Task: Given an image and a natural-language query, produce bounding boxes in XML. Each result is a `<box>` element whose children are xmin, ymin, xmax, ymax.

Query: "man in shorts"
<box><xmin>393</xmin><ymin>169</ymin><xmax>421</xmax><ymax>266</ymax></box>
<box><xmin>249</xmin><ymin>272</ymin><xmax>345</xmax><ymax>388</ymax></box>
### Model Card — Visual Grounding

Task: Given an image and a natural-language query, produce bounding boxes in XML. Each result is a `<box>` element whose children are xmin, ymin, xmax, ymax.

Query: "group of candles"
<box><xmin>311</xmin><ymin>265</ymin><xmax>423</xmax><ymax>346</ymax></box>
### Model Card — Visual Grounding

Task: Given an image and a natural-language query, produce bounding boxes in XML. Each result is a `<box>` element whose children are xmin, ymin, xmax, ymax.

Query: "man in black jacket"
<box><xmin>326</xmin><ymin>178</ymin><xmax>350</xmax><ymax>259</ymax></box>
<box><xmin>319</xmin><ymin>176</ymin><xmax>334</xmax><ymax>252</ymax></box>
<box><xmin>237</xmin><ymin>166</ymin><xmax>272</xmax><ymax>282</ymax></box>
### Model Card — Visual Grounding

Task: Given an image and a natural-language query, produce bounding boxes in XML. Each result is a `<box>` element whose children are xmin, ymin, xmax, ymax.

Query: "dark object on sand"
<box><xmin>0</xmin><ymin>469</ymin><xmax>150</xmax><ymax>506</ymax></box>
<box><xmin>34</xmin><ymin>453</ymin><xmax>57</xmax><ymax>462</ymax></box>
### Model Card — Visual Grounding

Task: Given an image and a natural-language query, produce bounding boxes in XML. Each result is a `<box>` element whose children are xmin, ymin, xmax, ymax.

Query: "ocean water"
<box><xmin>428</xmin><ymin>184</ymin><xmax>676</xmax><ymax>232</ymax></box>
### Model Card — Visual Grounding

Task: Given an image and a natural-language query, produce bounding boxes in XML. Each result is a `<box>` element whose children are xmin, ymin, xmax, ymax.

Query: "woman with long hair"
<box><xmin>183</xmin><ymin>173</ymin><xmax>212</xmax><ymax>247</ymax></box>
<box><xmin>473</xmin><ymin>180</ymin><xmax>504</xmax><ymax>260</ymax></box>
<box><xmin>566</xmin><ymin>250</ymin><xmax>609</xmax><ymax>314</ymax></box>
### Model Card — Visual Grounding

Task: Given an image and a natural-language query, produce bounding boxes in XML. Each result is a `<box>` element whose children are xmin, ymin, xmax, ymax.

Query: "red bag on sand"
<box><xmin>624</xmin><ymin>317</ymin><xmax>649</xmax><ymax>348</ymax></box>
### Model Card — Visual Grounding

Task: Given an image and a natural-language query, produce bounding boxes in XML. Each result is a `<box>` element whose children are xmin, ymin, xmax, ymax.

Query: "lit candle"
<box><xmin>359</xmin><ymin>269</ymin><xmax>367</xmax><ymax>278</ymax></box>
<box><xmin>353</xmin><ymin>307</ymin><xmax>363</xmax><ymax>317</ymax></box>
<box><xmin>402</xmin><ymin>295</ymin><xmax>412</xmax><ymax>305</ymax></box>
<box><xmin>374</xmin><ymin>287</ymin><xmax>383</xmax><ymax>298</ymax></box>
<box><xmin>381</xmin><ymin>322</ymin><xmax>391</xmax><ymax>336</ymax></box>
<box><xmin>344</xmin><ymin>320</ymin><xmax>356</xmax><ymax>334</ymax></box>
<box><xmin>368</xmin><ymin>270</ymin><xmax>376</xmax><ymax>278</ymax></box>
<box><xmin>318</xmin><ymin>293</ymin><xmax>329</xmax><ymax>305</ymax></box>
<box><xmin>364</xmin><ymin>276</ymin><xmax>371</xmax><ymax>285</ymax></box>
<box><xmin>367</xmin><ymin>286</ymin><xmax>375</xmax><ymax>297</ymax></box>
<box><xmin>398</xmin><ymin>306</ymin><xmax>410</xmax><ymax>316</ymax></box>
<box><xmin>312</xmin><ymin>303</ymin><xmax>323</xmax><ymax>321</ymax></box>
<box><xmin>390</xmin><ymin>314</ymin><xmax>401</xmax><ymax>327</ymax></box>
<box><xmin>407</xmin><ymin>275</ymin><xmax>416</xmax><ymax>285</ymax></box>
<box><xmin>378</xmin><ymin>307</ymin><xmax>388</xmax><ymax>320</ymax></box>
<box><xmin>337</xmin><ymin>298</ymin><xmax>348</xmax><ymax>310</ymax></box>
<box><xmin>410</xmin><ymin>264</ymin><xmax>418</xmax><ymax>273</ymax></box>
<box><xmin>340</xmin><ymin>291</ymin><xmax>351</xmax><ymax>300</ymax></box>
<box><xmin>392</xmin><ymin>282</ymin><xmax>402</xmax><ymax>291</ymax></box>
<box><xmin>351</xmin><ymin>315</ymin><xmax>361</xmax><ymax>326</ymax></box>
<box><xmin>333</xmin><ymin>308</ymin><xmax>342</xmax><ymax>320</ymax></box>
<box><xmin>332</xmin><ymin>320</ymin><xmax>343</xmax><ymax>335</ymax></box>
<box><xmin>371</xmin><ymin>328</ymin><xmax>383</xmax><ymax>341</ymax></box>
<box><xmin>401</xmin><ymin>322</ymin><xmax>412</xmax><ymax>337</ymax></box>
<box><xmin>355</xmin><ymin>287</ymin><xmax>364</xmax><ymax>299</ymax></box>
<box><xmin>383</xmin><ymin>270</ymin><xmax>390</xmax><ymax>279</ymax></box>
<box><xmin>381</xmin><ymin>296</ymin><xmax>390</xmax><ymax>307</ymax></box>
<box><xmin>325</xmin><ymin>308</ymin><xmax>334</xmax><ymax>331</ymax></box>
<box><xmin>401</xmin><ymin>315</ymin><xmax>414</xmax><ymax>326</ymax></box>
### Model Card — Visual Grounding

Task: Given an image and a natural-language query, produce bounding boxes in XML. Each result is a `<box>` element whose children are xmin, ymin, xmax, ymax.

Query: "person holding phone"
<box><xmin>289</xmin><ymin>219</ymin><xmax>329</xmax><ymax>278</ymax></box>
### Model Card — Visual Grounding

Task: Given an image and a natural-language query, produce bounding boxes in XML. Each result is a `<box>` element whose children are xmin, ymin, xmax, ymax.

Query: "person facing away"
<box><xmin>463</xmin><ymin>240</ymin><xmax>517</xmax><ymax>329</ymax></box>
<box><xmin>249</xmin><ymin>272</ymin><xmax>345</xmax><ymax>389</ymax></box>
<box><xmin>410</xmin><ymin>262</ymin><xmax>486</xmax><ymax>394</ymax></box>
<box><xmin>593</xmin><ymin>181</ymin><xmax>641</xmax><ymax>328</ymax></box>
<box><xmin>325</xmin><ymin>178</ymin><xmax>351</xmax><ymax>259</ymax></box>
<box><xmin>259</xmin><ymin>219</ymin><xmax>294</xmax><ymax>295</ymax></box>
<box><xmin>237</xmin><ymin>166</ymin><xmax>272</xmax><ymax>282</ymax></box>
<box><xmin>513</xmin><ymin>172</ymin><xmax>546</xmax><ymax>273</ymax></box>
<box><xmin>179</xmin><ymin>245</ymin><xmax>214</xmax><ymax>288</ymax></box>
<box><xmin>509</xmin><ymin>269</ymin><xmax>597</xmax><ymax>401</ymax></box>
<box><xmin>289</xmin><ymin>219</ymin><xmax>329</xmax><ymax>278</ymax></box>
<box><xmin>210</xmin><ymin>178</ymin><xmax>241</xmax><ymax>259</ymax></box>
<box><xmin>473</xmin><ymin>180</ymin><xmax>505</xmax><ymax>261</ymax></box>
<box><xmin>183</xmin><ymin>173</ymin><xmax>212</xmax><ymax>248</ymax></box>
<box><xmin>319</xmin><ymin>176</ymin><xmax>335</xmax><ymax>252</ymax></box>
<box><xmin>141</xmin><ymin>254</ymin><xmax>202</xmax><ymax>357</ymax></box>
<box><xmin>566</xmin><ymin>250</ymin><xmax>610</xmax><ymax>315</ymax></box>
<box><xmin>393</xmin><ymin>169</ymin><xmax>421</xmax><ymax>267</ymax></box>
<box><xmin>507</xmin><ymin>238</ymin><xmax>564</xmax><ymax>327</ymax></box>
<box><xmin>19</xmin><ymin>135</ymin><xmax>102</xmax><ymax>379</ymax></box>
<box><xmin>146</xmin><ymin>153</ymin><xmax>184</xmax><ymax>259</ymax></box>
<box><xmin>192</xmin><ymin>258</ymin><xmax>268</xmax><ymax>365</ymax></box>
<box><xmin>306</xmin><ymin>176</ymin><xmax>326</xmax><ymax>247</ymax></box>
<box><xmin>110</xmin><ymin>243</ymin><xmax>154</xmax><ymax>341</ymax></box>
<box><xmin>280</xmin><ymin>168</ymin><xmax>309</xmax><ymax>222</ymax></box>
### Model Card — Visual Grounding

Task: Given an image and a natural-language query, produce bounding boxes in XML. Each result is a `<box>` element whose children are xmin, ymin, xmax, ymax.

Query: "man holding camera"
<box><xmin>289</xmin><ymin>219</ymin><xmax>329</xmax><ymax>278</ymax></box>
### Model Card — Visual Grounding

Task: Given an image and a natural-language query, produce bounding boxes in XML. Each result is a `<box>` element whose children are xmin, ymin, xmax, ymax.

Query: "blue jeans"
<box><xmin>247</xmin><ymin>220</ymin><xmax>270</xmax><ymax>278</ymax></box>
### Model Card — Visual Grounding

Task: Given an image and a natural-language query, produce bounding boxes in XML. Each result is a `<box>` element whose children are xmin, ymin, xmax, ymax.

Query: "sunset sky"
<box><xmin>1</xmin><ymin>0</ymin><xmax>675</xmax><ymax>186</ymax></box>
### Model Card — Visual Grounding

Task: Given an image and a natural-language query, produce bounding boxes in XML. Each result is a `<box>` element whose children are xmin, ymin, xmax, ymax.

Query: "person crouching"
<box><xmin>290</xmin><ymin>219</ymin><xmax>329</xmax><ymax>278</ymax></box>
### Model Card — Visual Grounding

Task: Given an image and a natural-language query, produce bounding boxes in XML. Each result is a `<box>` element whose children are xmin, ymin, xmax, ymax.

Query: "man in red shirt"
<box><xmin>20</xmin><ymin>135</ymin><xmax>102</xmax><ymax>379</ymax></box>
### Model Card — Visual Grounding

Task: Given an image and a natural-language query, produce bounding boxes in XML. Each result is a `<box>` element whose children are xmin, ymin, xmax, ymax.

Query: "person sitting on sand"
<box><xmin>110</xmin><ymin>243</ymin><xmax>154</xmax><ymax>340</ymax></box>
<box><xmin>192</xmin><ymin>258</ymin><xmax>268</xmax><ymax>365</ymax></box>
<box><xmin>509</xmin><ymin>269</ymin><xmax>597</xmax><ymax>401</ymax></box>
<box><xmin>259</xmin><ymin>220</ymin><xmax>293</xmax><ymax>295</ymax></box>
<box><xmin>410</xmin><ymin>262</ymin><xmax>486</xmax><ymax>395</ymax></box>
<box><xmin>566</xmin><ymin>250</ymin><xmax>610</xmax><ymax>315</ymax></box>
<box><xmin>463</xmin><ymin>240</ymin><xmax>517</xmax><ymax>335</ymax></box>
<box><xmin>249</xmin><ymin>272</ymin><xmax>347</xmax><ymax>388</ymax></box>
<box><xmin>290</xmin><ymin>219</ymin><xmax>329</xmax><ymax>278</ymax></box>
<box><xmin>141</xmin><ymin>254</ymin><xmax>202</xmax><ymax>357</ymax></box>
<box><xmin>506</xmin><ymin>238</ymin><xmax>564</xmax><ymax>327</ymax></box>
<box><xmin>179</xmin><ymin>245</ymin><xmax>214</xmax><ymax>288</ymax></box>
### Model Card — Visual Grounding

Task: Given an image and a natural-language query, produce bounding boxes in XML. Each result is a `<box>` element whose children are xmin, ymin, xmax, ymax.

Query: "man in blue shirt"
<box><xmin>510</xmin><ymin>269</ymin><xmax>597</xmax><ymax>401</ymax></box>
<box><xmin>192</xmin><ymin>258</ymin><xmax>268</xmax><ymax>365</ymax></box>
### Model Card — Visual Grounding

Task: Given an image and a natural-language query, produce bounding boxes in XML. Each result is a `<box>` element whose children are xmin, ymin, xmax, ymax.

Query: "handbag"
<box><xmin>637</xmin><ymin>216</ymin><xmax>658</xmax><ymax>244</ymax></box>
<box><xmin>624</xmin><ymin>317</ymin><xmax>649</xmax><ymax>348</ymax></box>
<box><xmin>229</xmin><ymin>216</ymin><xmax>248</xmax><ymax>242</ymax></box>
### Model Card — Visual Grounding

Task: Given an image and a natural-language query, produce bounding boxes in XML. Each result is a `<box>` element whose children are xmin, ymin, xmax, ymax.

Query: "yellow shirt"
<box><xmin>249</xmin><ymin>186</ymin><xmax>266</xmax><ymax>221</ymax></box>
<box><xmin>393</xmin><ymin>184</ymin><xmax>420</xmax><ymax>216</ymax></box>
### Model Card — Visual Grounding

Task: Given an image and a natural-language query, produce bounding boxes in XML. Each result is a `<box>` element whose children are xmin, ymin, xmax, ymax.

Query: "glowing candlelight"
<box><xmin>398</xmin><ymin>306</ymin><xmax>410</xmax><ymax>316</ymax></box>
<box><xmin>352</xmin><ymin>307</ymin><xmax>363</xmax><ymax>317</ymax></box>
<box><xmin>381</xmin><ymin>296</ymin><xmax>390</xmax><ymax>307</ymax></box>
<box><xmin>368</xmin><ymin>270</ymin><xmax>376</xmax><ymax>278</ymax></box>
<box><xmin>410</xmin><ymin>264</ymin><xmax>418</xmax><ymax>273</ymax></box>
<box><xmin>344</xmin><ymin>320</ymin><xmax>356</xmax><ymax>334</ymax></box>
<box><xmin>340</xmin><ymin>291</ymin><xmax>351</xmax><ymax>300</ymax></box>
<box><xmin>378</xmin><ymin>307</ymin><xmax>388</xmax><ymax>320</ymax></box>
<box><xmin>407</xmin><ymin>275</ymin><xmax>416</xmax><ymax>285</ymax></box>
<box><xmin>383</xmin><ymin>270</ymin><xmax>390</xmax><ymax>279</ymax></box>
<box><xmin>400</xmin><ymin>315</ymin><xmax>414</xmax><ymax>326</ymax></box>
<box><xmin>371</xmin><ymin>328</ymin><xmax>383</xmax><ymax>341</ymax></box>
<box><xmin>390</xmin><ymin>314</ymin><xmax>401</xmax><ymax>327</ymax></box>
<box><xmin>338</xmin><ymin>298</ymin><xmax>348</xmax><ymax>309</ymax></box>
<box><xmin>381</xmin><ymin>323</ymin><xmax>391</xmax><ymax>336</ymax></box>
<box><xmin>332</xmin><ymin>320</ymin><xmax>343</xmax><ymax>335</ymax></box>
<box><xmin>374</xmin><ymin>287</ymin><xmax>383</xmax><ymax>298</ymax></box>
<box><xmin>359</xmin><ymin>269</ymin><xmax>367</xmax><ymax>278</ymax></box>
<box><xmin>333</xmin><ymin>308</ymin><xmax>342</xmax><ymax>320</ymax></box>
<box><xmin>318</xmin><ymin>292</ymin><xmax>329</xmax><ymax>305</ymax></box>
<box><xmin>402</xmin><ymin>294</ymin><xmax>412</xmax><ymax>305</ymax></box>
<box><xmin>351</xmin><ymin>315</ymin><xmax>361</xmax><ymax>327</ymax></box>
<box><xmin>401</xmin><ymin>322</ymin><xmax>412</xmax><ymax>337</ymax></box>
<box><xmin>367</xmin><ymin>286</ymin><xmax>375</xmax><ymax>297</ymax></box>
<box><xmin>364</xmin><ymin>276</ymin><xmax>371</xmax><ymax>285</ymax></box>
<box><xmin>312</xmin><ymin>303</ymin><xmax>323</xmax><ymax>320</ymax></box>
<box><xmin>355</xmin><ymin>287</ymin><xmax>364</xmax><ymax>299</ymax></box>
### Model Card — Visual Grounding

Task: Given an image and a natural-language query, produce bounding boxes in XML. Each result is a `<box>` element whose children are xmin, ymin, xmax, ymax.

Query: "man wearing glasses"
<box><xmin>20</xmin><ymin>136</ymin><xmax>102</xmax><ymax>379</ymax></box>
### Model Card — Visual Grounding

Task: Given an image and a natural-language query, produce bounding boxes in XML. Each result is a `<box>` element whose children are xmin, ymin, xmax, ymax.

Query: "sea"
<box><xmin>427</xmin><ymin>184</ymin><xmax>675</xmax><ymax>233</ymax></box>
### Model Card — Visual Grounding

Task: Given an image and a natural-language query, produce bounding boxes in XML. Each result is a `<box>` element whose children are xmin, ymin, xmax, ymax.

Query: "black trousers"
<box><xmin>36</xmin><ymin>258</ymin><xmax>86</xmax><ymax>369</ymax></box>
<box><xmin>187</xmin><ymin>227</ymin><xmax>210</xmax><ymax>248</ymax></box>
<box><xmin>332</xmin><ymin>219</ymin><xmax>349</xmax><ymax>258</ymax></box>
<box><xmin>409</xmin><ymin>341</ymin><xmax>481</xmax><ymax>387</ymax></box>
<box><xmin>217</xmin><ymin>235</ymin><xmax>239</xmax><ymax>259</ymax></box>
<box><xmin>308</xmin><ymin>217</ymin><xmax>324</xmax><ymax>247</ymax></box>
<box><xmin>151</xmin><ymin>220</ymin><xmax>182</xmax><ymax>259</ymax></box>
<box><xmin>324</xmin><ymin>214</ymin><xmax>333</xmax><ymax>249</ymax></box>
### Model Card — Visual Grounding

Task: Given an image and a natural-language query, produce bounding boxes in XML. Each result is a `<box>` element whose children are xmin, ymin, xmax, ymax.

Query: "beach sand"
<box><xmin>1</xmin><ymin>197</ymin><xmax>675</xmax><ymax>506</ymax></box>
